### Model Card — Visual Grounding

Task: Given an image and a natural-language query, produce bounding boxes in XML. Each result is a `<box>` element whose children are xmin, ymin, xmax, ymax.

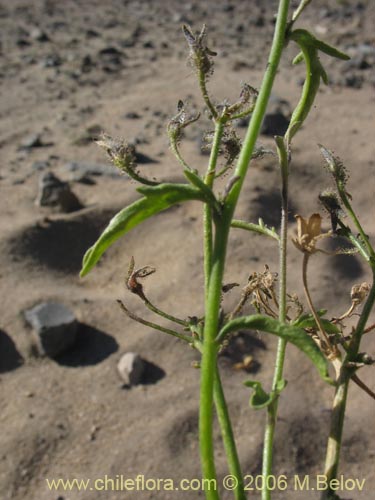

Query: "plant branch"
<box><xmin>214</xmin><ymin>366</ymin><xmax>246</xmax><ymax>500</ymax></box>
<box><xmin>199</xmin><ymin>2</ymin><xmax>291</xmax><ymax>497</ymax></box>
<box><xmin>117</xmin><ymin>300</ymin><xmax>192</xmax><ymax>343</ymax></box>
<box><xmin>262</xmin><ymin>137</ymin><xmax>288</xmax><ymax>500</ymax></box>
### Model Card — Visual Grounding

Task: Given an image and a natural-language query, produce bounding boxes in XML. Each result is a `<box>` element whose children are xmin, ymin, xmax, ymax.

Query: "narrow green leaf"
<box><xmin>183</xmin><ymin>169</ymin><xmax>221</xmax><ymax>213</ymax></box>
<box><xmin>218</xmin><ymin>314</ymin><xmax>332</xmax><ymax>384</ymax></box>
<box><xmin>293</xmin><ymin>312</ymin><xmax>340</xmax><ymax>335</ymax></box>
<box><xmin>80</xmin><ymin>183</ymin><xmax>210</xmax><ymax>277</ymax></box>
<box><xmin>313</xmin><ymin>38</ymin><xmax>350</xmax><ymax>60</ymax></box>
<box><xmin>231</xmin><ymin>219</ymin><xmax>279</xmax><ymax>241</ymax></box>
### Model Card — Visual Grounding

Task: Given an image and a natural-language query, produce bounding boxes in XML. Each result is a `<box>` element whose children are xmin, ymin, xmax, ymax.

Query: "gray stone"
<box><xmin>117</xmin><ymin>352</ymin><xmax>145</xmax><ymax>386</ymax></box>
<box><xmin>36</xmin><ymin>172</ymin><xmax>82</xmax><ymax>212</ymax></box>
<box><xmin>64</xmin><ymin>161</ymin><xmax>122</xmax><ymax>178</ymax></box>
<box><xmin>24</xmin><ymin>302</ymin><xmax>78</xmax><ymax>357</ymax></box>
<box><xmin>20</xmin><ymin>134</ymin><xmax>43</xmax><ymax>149</ymax></box>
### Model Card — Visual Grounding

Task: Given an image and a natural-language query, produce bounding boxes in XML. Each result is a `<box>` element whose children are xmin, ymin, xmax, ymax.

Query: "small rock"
<box><xmin>124</xmin><ymin>111</ymin><xmax>141</xmax><ymax>119</ymax></box>
<box><xmin>98</xmin><ymin>46</ymin><xmax>124</xmax><ymax>72</ymax></box>
<box><xmin>344</xmin><ymin>73</ymin><xmax>364</xmax><ymax>89</ymax></box>
<box><xmin>81</xmin><ymin>54</ymin><xmax>95</xmax><ymax>73</ymax></box>
<box><xmin>19</xmin><ymin>134</ymin><xmax>44</xmax><ymax>149</ymax></box>
<box><xmin>31</xmin><ymin>160</ymin><xmax>50</xmax><ymax>171</ymax></box>
<box><xmin>73</xmin><ymin>124</ymin><xmax>102</xmax><ymax>146</ymax></box>
<box><xmin>41</xmin><ymin>53</ymin><xmax>62</xmax><ymax>68</ymax></box>
<box><xmin>30</xmin><ymin>28</ymin><xmax>49</xmax><ymax>42</ymax></box>
<box><xmin>24</xmin><ymin>302</ymin><xmax>78</xmax><ymax>358</ymax></box>
<box><xmin>36</xmin><ymin>172</ymin><xmax>83</xmax><ymax>212</ymax></box>
<box><xmin>117</xmin><ymin>352</ymin><xmax>145</xmax><ymax>386</ymax></box>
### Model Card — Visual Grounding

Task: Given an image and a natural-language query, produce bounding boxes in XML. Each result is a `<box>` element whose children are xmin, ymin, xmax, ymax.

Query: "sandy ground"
<box><xmin>0</xmin><ymin>1</ymin><xmax>374</xmax><ymax>499</ymax></box>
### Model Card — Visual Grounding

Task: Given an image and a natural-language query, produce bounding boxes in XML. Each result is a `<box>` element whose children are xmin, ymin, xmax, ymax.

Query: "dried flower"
<box><xmin>351</xmin><ymin>282</ymin><xmax>370</xmax><ymax>305</ymax></box>
<box><xmin>292</xmin><ymin>213</ymin><xmax>331</xmax><ymax>254</ymax></box>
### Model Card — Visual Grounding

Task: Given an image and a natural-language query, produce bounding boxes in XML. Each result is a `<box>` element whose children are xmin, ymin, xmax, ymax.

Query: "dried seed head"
<box><xmin>319</xmin><ymin>189</ymin><xmax>344</xmax><ymax>232</ymax></box>
<box><xmin>222</xmin><ymin>129</ymin><xmax>241</xmax><ymax>165</ymax></box>
<box><xmin>319</xmin><ymin>144</ymin><xmax>348</xmax><ymax>186</ymax></box>
<box><xmin>239</xmin><ymin>83</ymin><xmax>258</xmax><ymax>109</ymax></box>
<box><xmin>96</xmin><ymin>133</ymin><xmax>136</xmax><ymax>172</ymax></box>
<box><xmin>167</xmin><ymin>100</ymin><xmax>200</xmax><ymax>146</ymax></box>
<box><xmin>182</xmin><ymin>24</ymin><xmax>216</xmax><ymax>77</ymax></box>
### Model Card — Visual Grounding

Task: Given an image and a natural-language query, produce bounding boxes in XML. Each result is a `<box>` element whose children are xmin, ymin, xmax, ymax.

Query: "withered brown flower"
<box><xmin>292</xmin><ymin>213</ymin><xmax>330</xmax><ymax>254</ymax></box>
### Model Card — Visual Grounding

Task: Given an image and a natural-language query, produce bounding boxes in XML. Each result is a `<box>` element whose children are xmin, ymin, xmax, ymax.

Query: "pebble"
<box><xmin>24</xmin><ymin>302</ymin><xmax>78</xmax><ymax>358</ymax></box>
<box><xmin>41</xmin><ymin>54</ymin><xmax>62</xmax><ymax>68</ymax></box>
<box><xmin>19</xmin><ymin>134</ymin><xmax>44</xmax><ymax>149</ymax></box>
<box><xmin>30</xmin><ymin>28</ymin><xmax>49</xmax><ymax>42</ymax></box>
<box><xmin>117</xmin><ymin>352</ymin><xmax>145</xmax><ymax>386</ymax></box>
<box><xmin>31</xmin><ymin>160</ymin><xmax>50</xmax><ymax>171</ymax></box>
<box><xmin>36</xmin><ymin>172</ymin><xmax>83</xmax><ymax>212</ymax></box>
<box><xmin>64</xmin><ymin>161</ymin><xmax>122</xmax><ymax>178</ymax></box>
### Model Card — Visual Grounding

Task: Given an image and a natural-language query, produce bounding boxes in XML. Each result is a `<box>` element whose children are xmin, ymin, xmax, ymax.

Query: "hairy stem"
<box><xmin>214</xmin><ymin>366</ymin><xmax>246</xmax><ymax>500</ymax></box>
<box><xmin>262</xmin><ymin>139</ymin><xmax>288</xmax><ymax>500</ymax></box>
<box><xmin>204</xmin><ymin>120</ymin><xmax>225</xmax><ymax>298</ymax></box>
<box><xmin>117</xmin><ymin>300</ymin><xmax>192</xmax><ymax>342</ymax></box>
<box><xmin>199</xmin><ymin>1</ymin><xmax>290</xmax><ymax>497</ymax></box>
<box><xmin>321</xmin><ymin>270</ymin><xmax>375</xmax><ymax>499</ymax></box>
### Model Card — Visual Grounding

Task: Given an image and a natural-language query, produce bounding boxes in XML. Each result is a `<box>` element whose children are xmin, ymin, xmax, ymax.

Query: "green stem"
<box><xmin>321</xmin><ymin>270</ymin><xmax>375</xmax><ymax>499</ymax></box>
<box><xmin>117</xmin><ymin>301</ymin><xmax>192</xmax><ymax>343</ymax></box>
<box><xmin>338</xmin><ymin>187</ymin><xmax>375</xmax><ymax>262</ymax></box>
<box><xmin>143</xmin><ymin>297</ymin><xmax>188</xmax><ymax>327</ymax></box>
<box><xmin>231</xmin><ymin>219</ymin><xmax>279</xmax><ymax>241</ymax></box>
<box><xmin>199</xmin><ymin>71</ymin><xmax>218</xmax><ymax>119</ymax></box>
<box><xmin>204</xmin><ymin>120</ymin><xmax>225</xmax><ymax>299</ymax></box>
<box><xmin>199</xmin><ymin>1</ymin><xmax>290</xmax><ymax>497</ymax></box>
<box><xmin>200</xmin><ymin>225</ymin><xmax>229</xmax><ymax>500</ymax></box>
<box><xmin>262</xmin><ymin>138</ymin><xmax>289</xmax><ymax>500</ymax></box>
<box><xmin>214</xmin><ymin>366</ymin><xmax>246</xmax><ymax>500</ymax></box>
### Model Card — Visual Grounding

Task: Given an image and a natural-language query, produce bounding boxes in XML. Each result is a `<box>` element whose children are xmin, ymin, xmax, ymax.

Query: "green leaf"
<box><xmin>80</xmin><ymin>183</ymin><xmax>212</xmax><ymax>277</ymax></box>
<box><xmin>286</xmin><ymin>29</ymin><xmax>349</xmax><ymax>141</ymax></box>
<box><xmin>244</xmin><ymin>378</ymin><xmax>287</xmax><ymax>409</ymax></box>
<box><xmin>217</xmin><ymin>314</ymin><xmax>333</xmax><ymax>384</ymax></box>
<box><xmin>231</xmin><ymin>219</ymin><xmax>279</xmax><ymax>241</ymax></box>
<box><xmin>183</xmin><ymin>169</ymin><xmax>221</xmax><ymax>213</ymax></box>
<box><xmin>293</xmin><ymin>312</ymin><xmax>340</xmax><ymax>335</ymax></box>
<box><xmin>244</xmin><ymin>380</ymin><xmax>271</xmax><ymax>409</ymax></box>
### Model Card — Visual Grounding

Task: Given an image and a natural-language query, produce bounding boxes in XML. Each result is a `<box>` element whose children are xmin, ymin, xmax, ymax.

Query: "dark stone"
<box><xmin>24</xmin><ymin>302</ymin><xmax>78</xmax><ymax>358</ymax></box>
<box><xmin>41</xmin><ymin>54</ymin><xmax>62</xmax><ymax>68</ymax></box>
<box><xmin>344</xmin><ymin>73</ymin><xmax>364</xmax><ymax>89</ymax></box>
<box><xmin>124</xmin><ymin>112</ymin><xmax>141</xmax><ymax>119</ymax></box>
<box><xmin>0</xmin><ymin>330</ymin><xmax>24</xmax><ymax>373</ymax></box>
<box><xmin>64</xmin><ymin>161</ymin><xmax>122</xmax><ymax>178</ymax></box>
<box><xmin>36</xmin><ymin>172</ymin><xmax>83</xmax><ymax>213</ymax></box>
